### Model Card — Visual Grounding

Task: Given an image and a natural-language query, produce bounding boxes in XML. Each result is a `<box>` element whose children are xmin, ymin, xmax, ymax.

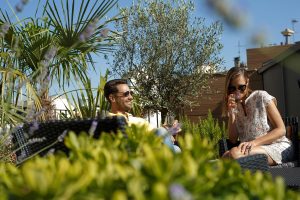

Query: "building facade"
<box><xmin>258</xmin><ymin>42</ymin><xmax>300</xmax><ymax>118</ymax></box>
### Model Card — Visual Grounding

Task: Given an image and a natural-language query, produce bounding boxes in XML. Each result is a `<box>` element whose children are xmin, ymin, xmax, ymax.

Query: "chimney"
<box><xmin>234</xmin><ymin>57</ymin><xmax>240</xmax><ymax>67</ymax></box>
<box><xmin>281</xmin><ymin>28</ymin><xmax>294</xmax><ymax>45</ymax></box>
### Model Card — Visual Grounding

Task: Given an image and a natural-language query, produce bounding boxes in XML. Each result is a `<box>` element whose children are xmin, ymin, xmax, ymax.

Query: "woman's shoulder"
<box><xmin>246</xmin><ymin>90</ymin><xmax>272</xmax><ymax>101</ymax></box>
<box><xmin>247</xmin><ymin>90</ymin><xmax>275</xmax><ymax>105</ymax></box>
<box><xmin>249</xmin><ymin>90</ymin><xmax>271</xmax><ymax>98</ymax></box>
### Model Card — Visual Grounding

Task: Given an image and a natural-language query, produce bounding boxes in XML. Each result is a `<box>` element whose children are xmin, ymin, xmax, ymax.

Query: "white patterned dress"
<box><xmin>235</xmin><ymin>90</ymin><xmax>293</xmax><ymax>164</ymax></box>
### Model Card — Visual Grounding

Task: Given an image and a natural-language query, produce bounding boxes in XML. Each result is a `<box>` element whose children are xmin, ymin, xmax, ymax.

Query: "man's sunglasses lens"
<box><xmin>124</xmin><ymin>91</ymin><xmax>134</xmax><ymax>97</ymax></box>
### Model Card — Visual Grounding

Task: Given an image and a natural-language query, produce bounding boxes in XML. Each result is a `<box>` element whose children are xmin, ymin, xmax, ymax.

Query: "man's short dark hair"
<box><xmin>104</xmin><ymin>79</ymin><xmax>128</xmax><ymax>101</ymax></box>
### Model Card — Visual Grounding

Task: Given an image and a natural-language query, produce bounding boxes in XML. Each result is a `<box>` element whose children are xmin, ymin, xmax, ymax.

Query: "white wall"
<box><xmin>51</xmin><ymin>96</ymin><xmax>74</xmax><ymax>119</ymax></box>
<box><xmin>144</xmin><ymin>110</ymin><xmax>162</xmax><ymax>128</ymax></box>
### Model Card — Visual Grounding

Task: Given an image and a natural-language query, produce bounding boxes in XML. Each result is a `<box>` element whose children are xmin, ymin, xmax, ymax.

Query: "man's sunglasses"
<box><xmin>228</xmin><ymin>84</ymin><xmax>247</xmax><ymax>93</ymax></box>
<box><xmin>116</xmin><ymin>90</ymin><xmax>134</xmax><ymax>97</ymax></box>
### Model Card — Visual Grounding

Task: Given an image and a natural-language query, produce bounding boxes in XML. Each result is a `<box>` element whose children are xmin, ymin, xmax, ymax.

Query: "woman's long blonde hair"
<box><xmin>222</xmin><ymin>67</ymin><xmax>252</xmax><ymax>117</ymax></box>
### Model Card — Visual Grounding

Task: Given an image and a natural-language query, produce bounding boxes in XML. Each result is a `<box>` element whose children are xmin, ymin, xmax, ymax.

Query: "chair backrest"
<box><xmin>283</xmin><ymin>116</ymin><xmax>299</xmax><ymax>163</ymax></box>
<box><xmin>12</xmin><ymin>116</ymin><xmax>127</xmax><ymax>163</ymax></box>
<box><xmin>12</xmin><ymin>126</ymin><xmax>31</xmax><ymax>160</ymax></box>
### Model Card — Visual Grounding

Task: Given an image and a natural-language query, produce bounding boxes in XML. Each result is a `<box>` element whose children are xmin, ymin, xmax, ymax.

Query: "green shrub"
<box><xmin>181</xmin><ymin>110</ymin><xmax>226</xmax><ymax>158</ymax></box>
<box><xmin>0</xmin><ymin>126</ymin><xmax>299</xmax><ymax>199</ymax></box>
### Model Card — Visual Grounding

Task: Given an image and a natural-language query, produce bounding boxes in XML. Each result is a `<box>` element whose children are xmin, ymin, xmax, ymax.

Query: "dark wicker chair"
<box><xmin>219</xmin><ymin>139</ymin><xmax>270</xmax><ymax>172</ymax></box>
<box><xmin>219</xmin><ymin>116</ymin><xmax>299</xmax><ymax>187</ymax></box>
<box><xmin>12</xmin><ymin>116</ymin><xmax>127</xmax><ymax>164</ymax></box>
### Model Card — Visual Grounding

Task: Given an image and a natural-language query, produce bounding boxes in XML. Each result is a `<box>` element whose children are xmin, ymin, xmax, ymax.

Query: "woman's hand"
<box><xmin>227</xmin><ymin>94</ymin><xmax>238</xmax><ymax>118</ymax></box>
<box><xmin>227</xmin><ymin>94</ymin><xmax>236</xmax><ymax>108</ymax></box>
<box><xmin>238</xmin><ymin>141</ymin><xmax>256</xmax><ymax>155</ymax></box>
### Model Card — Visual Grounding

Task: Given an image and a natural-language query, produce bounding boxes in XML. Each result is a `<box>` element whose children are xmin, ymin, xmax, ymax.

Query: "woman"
<box><xmin>222</xmin><ymin>67</ymin><xmax>293</xmax><ymax>165</ymax></box>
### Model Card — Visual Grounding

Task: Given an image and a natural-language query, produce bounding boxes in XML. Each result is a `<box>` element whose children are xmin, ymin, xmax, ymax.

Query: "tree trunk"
<box><xmin>39</xmin><ymin>89</ymin><xmax>55</xmax><ymax>121</ymax></box>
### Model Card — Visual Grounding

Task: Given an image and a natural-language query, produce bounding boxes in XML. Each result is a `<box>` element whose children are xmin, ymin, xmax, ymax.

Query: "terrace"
<box><xmin>1</xmin><ymin>0</ymin><xmax>300</xmax><ymax>199</ymax></box>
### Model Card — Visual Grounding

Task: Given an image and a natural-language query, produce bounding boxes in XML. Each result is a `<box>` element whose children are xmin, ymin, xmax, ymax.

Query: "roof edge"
<box><xmin>258</xmin><ymin>43</ymin><xmax>300</xmax><ymax>74</ymax></box>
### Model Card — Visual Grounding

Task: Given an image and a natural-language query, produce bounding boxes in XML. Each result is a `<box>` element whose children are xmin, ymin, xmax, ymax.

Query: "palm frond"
<box><xmin>54</xmin><ymin>73</ymin><xmax>109</xmax><ymax>119</ymax></box>
<box><xmin>0</xmin><ymin>68</ymin><xmax>41</xmax><ymax>126</ymax></box>
<box><xmin>46</xmin><ymin>0</ymin><xmax>118</xmax><ymax>48</ymax></box>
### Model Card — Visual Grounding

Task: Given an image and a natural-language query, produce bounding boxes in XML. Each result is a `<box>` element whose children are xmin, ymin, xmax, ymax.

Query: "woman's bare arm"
<box><xmin>253</xmin><ymin>100</ymin><xmax>286</xmax><ymax>146</ymax></box>
<box><xmin>228</xmin><ymin>113</ymin><xmax>239</xmax><ymax>143</ymax></box>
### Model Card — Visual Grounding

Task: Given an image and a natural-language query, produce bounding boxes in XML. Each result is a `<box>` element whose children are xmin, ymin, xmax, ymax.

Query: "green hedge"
<box><xmin>0</xmin><ymin>125</ymin><xmax>299</xmax><ymax>199</ymax></box>
<box><xmin>181</xmin><ymin>111</ymin><xmax>226</xmax><ymax>158</ymax></box>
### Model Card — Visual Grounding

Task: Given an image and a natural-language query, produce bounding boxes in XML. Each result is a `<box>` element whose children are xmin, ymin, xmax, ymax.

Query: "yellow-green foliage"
<box><xmin>0</xmin><ymin>125</ymin><xmax>299</xmax><ymax>199</ymax></box>
<box><xmin>181</xmin><ymin>111</ymin><xmax>225</xmax><ymax>158</ymax></box>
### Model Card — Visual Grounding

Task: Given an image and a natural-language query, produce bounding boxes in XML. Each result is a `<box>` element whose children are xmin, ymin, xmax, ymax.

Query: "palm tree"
<box><xmin>0</xmin><ymin>0</ymin><xmax>119</xmax><ymax>125</ymax></box>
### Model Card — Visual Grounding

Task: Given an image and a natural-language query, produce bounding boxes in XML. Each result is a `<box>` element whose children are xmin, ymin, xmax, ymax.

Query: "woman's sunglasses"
<box><xmin>116</xmin><ymin>90</ymin><xmax>134</xmax><ymax>97</ymax></box>
<box><xmin>228</xmin><ymin>84</ymin><xmax>247</xmax><ymax>93</ymax></box>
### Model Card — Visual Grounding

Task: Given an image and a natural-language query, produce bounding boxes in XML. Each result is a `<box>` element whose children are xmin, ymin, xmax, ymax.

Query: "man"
<box><xmin>104</xmin><ymin>79</ymin><xmax>152</xmax><ymax>130</ymax></box>
<box><xmin>104</xmin><ymin>79</ymin><xmax>181</xmax><ymax>152</ymax></box>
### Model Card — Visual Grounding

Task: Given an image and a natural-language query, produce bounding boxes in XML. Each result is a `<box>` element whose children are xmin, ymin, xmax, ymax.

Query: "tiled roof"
<box><xmin>246</xmin><ymin>45</ymin><xmax>292</xmax><ymax>70</ymax></box>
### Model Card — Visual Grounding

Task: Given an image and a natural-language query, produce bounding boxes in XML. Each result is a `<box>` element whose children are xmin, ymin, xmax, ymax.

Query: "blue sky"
<box><xmin>1</xmin><ymin>0</ymin><xmax>300</xmax><ymax>94</ymax></box>
<box><xmin>195</xmin><ymin>0</ymin><xmax>300</xmax><ymax>66</ymax></box>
